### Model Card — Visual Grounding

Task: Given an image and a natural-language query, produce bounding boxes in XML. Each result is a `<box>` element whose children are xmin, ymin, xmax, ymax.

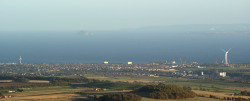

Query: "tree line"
<box><xmin>96</xmin><ymin>93</ymin><xmax>141</xmax><ymax>101</ymax></box>
<box><xmin>0</xmin><ymin>75</ymin><xmax>94</xmax><ymax>90</ymax></box>
<box><xmin>241</xmin><ymin>90</ymin><xmax>250</xmax><ymax>96</ymax></box>
<box><xmin>137</xmin><ymin>84</ymin><xmax>196</xmax><ymax>99</ymax></box>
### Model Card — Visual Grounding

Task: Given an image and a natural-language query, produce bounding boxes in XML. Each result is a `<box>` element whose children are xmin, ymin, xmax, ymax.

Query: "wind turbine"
<box><xmin>221</xmin><ymin>48</ymin><xmax>232</xmax><ymax>65</ymax></box>
<box><xmin>19</xmin><ymin>56</ymin><xmax>22</xmax><ymax>64</ymax></box>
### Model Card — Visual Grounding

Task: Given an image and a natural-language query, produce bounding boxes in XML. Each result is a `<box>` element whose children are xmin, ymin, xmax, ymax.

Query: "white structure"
<box><xmin>222</xmin><ymin>49</ymin><xmax>231</xmax><ymax>64</ymax></box>
<box><xmin>172</xmin><ymin>61</ymin><xmax>176</xmax><ymax>64</ymax></box>
<box><xmin>128</xmin><ymin>61</ymin><xmax>133</xmax><ymax>65</ymax></box>
<box><xmin>219</xmin><ymin>72</ymin><xmax>226</xmax><ymax>77</ymax></box>
<box><xmin>104</xmin><ymin>61</ymin><xmax>109</xmax><ymax>64</ymax></box>
<box><xmin>8</xmin><ymin>90</ymin><xmax>16</xmax><ymax>93</ymax></box>
<box><xmin>171</xmin><ymin>65</ymin><xmax>178</xmax><ymax>68</ymax></box>
<box><xmin>201</xmin><ymin>72</ymin><xmax>204</xmax><ymax>76</ymax></box>
<box><xmin>19</xmin><ymin>56</ymin><xmax>22</xmax><ymax>64</ymax></box>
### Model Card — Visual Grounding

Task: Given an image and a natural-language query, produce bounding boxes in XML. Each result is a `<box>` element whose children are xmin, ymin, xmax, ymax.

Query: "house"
<box><xmin>8</xmin><ymin>90</ymin><xmax>15</xmax><ymax>93</ymax></box>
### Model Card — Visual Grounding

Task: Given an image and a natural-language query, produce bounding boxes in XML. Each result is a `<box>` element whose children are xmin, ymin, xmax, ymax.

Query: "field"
<box><xmin>1</xmin><ymin>86</ymin><xmax>221</xmax><ymax>101</ymax></box>
<box><xmin>0</xmin><ymin>82</ymin><xmax>35</xmax><ymax>87</ymax></box>
<box><xmin>28</xmin><ymin>80</ymin><xmax>50</xmax><ymax>83</ymax></box>
<box><xmin>0</xmin><ymin>87</ymin><xmax>90</xmax><ymax>101</ymax></box>
<box><xmin>0</xmin><ymin>80</ymin><xmax>51</xmax><ymax>93</ymax></box>
<box><xmin>141</xmin><ymin>97</ymin><xmax>225</xmax><ymax>101</ymax></box>
<box><xmin>85</xmin><ymin>74</ymin><xmax>250</xmax><ymax>93</ymax></box>
<box><xmin>0</xmin><ymin>80</ymin><xmax>12</xmax><ymax>83</ymax></box>
<box><xmin>85</xmin><ymin>74</ymin><xmax>188</xmax><ymax>83</ymax></box>
<box><xmin>1</xmin><ymin>85</ymin><xmax>250</xmax><ymax>101</ymax></box>
<box><xmin>0</xmin><ymin>80</ymin><xmax>50</xmax><ymax>83</ymax></box>
<box><xmin>1</xmin><ymin>71</ymin><xmax>250</xmax><ymax>101</ymax></box>
<box><xmin>193</xmin><ymin>90</ymin><xmax>250</xmax><ymax>99</ymax></box>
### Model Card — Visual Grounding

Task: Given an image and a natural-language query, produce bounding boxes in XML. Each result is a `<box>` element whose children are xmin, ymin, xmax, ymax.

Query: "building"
<box><xmin>212</xmin><ymin>72</ymin><xmax>226</xmax><ymax>77</ymax></box>
<box><xmin>218</xmin><ymin>72</ymin><xmax>226</xmax><ymax>77</ymax></box>
<box><xmin>128</xmin><ymin>61</ymin><xmax>133</xmax><ymax>65</ymax></box>
<box><xmin>104</xmin><ymin>61</ymin><xmax>109</xmax><ymax>64</ymax></box>
<box><xmin>172</xmin><ymin>61</ymin><xmax>176</xmax><ymax>64</ymax></box>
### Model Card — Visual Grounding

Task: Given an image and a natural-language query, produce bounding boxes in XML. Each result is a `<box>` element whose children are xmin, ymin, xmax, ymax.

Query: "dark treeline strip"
<box><xmin>96</xmin><ymin>93</ymin><xmax>142</xmax><ymax>101</ymax></box>
<box><xmin>73</xmin><ymin>80</ymin><xmax>142</xmax><ymax>90</ymax></box>
<box><xmin>0</xmin><ymin>83</ymin><xmax>51</xmax><ymax>90</ymax></box>
<box><xmin>0</xmin><ymin>75</ymin><xmax>141</xmax><ymax>91</ymax></box>
<box><xmin>0</xmin><ymin>75</ymin><xmax>91</xmax><ymax>83</ymax></box>
<box><xmin>136</xmin><ymin>84</ymin><xmax>196</xmax><ymax>100</ymax></box>
<box><xmin>0</xmin><ymin>75</ymin><xmax>97</xmax><ymax>90</ymax></box>
<box><xmin>241</xmin><ymin>90</ymin><xmax>250</xmax><ymax>96</ymax></box>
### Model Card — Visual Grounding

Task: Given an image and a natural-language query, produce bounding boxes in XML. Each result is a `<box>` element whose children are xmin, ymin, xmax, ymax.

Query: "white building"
<box><xmin>213</xmin><ymin>72</ymin><xmax>226</xmax><ymax>77</ymax></box>
<box><xmin>104</xmin><ymin>61</ymin><xmax>109</xmax><ymax>64</ymax></box>
<box><xmin>128</xmin><ymin>61</ymin><xmax>133</xmax><ymax>65</ymax></box>
<box><xmin>172</xmin><ymin>61</ymin><xmax>176</xmax><ymax>64</ymax></box>
<box><xmin>219</xmin><ymin>72</ymin><xmax>226</xmax><ymax>77</ymax></box>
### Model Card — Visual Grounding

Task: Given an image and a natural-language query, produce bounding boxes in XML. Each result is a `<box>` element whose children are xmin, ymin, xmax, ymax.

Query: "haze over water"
<box><xmin>1</xmin><ymin>25</ymin><xmax>250</xmax><ymax>64</ymax></box>
<box><xmin>1</xmin><ymin>0</ymin><xmax>250</xmax><ymax>64</ymax></box>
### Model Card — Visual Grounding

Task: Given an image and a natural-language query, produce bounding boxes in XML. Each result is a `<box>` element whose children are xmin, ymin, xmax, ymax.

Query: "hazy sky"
<box><xmin>0</xmin><ymin>0</ymin><xmax>250</xmax><ymax>30</ymax></box>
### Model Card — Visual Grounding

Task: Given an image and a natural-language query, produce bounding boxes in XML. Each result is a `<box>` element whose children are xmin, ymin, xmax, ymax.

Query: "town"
<box><xmin>1</xmin><ymin>61</ymin><xmax>249</xmax><ymax>79</ymax></box>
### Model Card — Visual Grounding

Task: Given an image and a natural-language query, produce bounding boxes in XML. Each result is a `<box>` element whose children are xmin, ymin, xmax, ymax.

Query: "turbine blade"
<box><xmin>221</xmin><ymin>49</ymin><xmax>226</xmax><ymax>52</ymax></box>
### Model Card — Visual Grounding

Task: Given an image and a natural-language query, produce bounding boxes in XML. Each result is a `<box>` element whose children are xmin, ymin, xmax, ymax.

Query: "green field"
<box><xmin>78</xmin><ymin>89</ymin><xmax>225</xmax><ymax>101</ymax></box>
<box><xmin>85</xmin><ymin>74</ymin><xmax>250</xmax><ymax>93</ymax></box>
<box><xmin>141</xmin><ymin>97</ymin><xmax>224</xmax><ymax>101</ymax></box>
<box><xmin>21</xmin><ymin>86</ymin><xmax>72</xmax><ymax>91</ymax></box>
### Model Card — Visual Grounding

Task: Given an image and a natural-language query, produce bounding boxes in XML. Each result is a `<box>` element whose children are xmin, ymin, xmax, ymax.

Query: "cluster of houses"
<box><xmin>0</xmin><ymin>95</ymin><xmax>12</xmax><ymax>99</ymax></box>
<box><xmin>0</xmin><ymin>90</ymin><xmax>16</xmax><ymax>99</ymax></box>
<box><xmin>172</xmin><ymin>71</ymin><xmax>227</xmax><ymax>77</ymax></box>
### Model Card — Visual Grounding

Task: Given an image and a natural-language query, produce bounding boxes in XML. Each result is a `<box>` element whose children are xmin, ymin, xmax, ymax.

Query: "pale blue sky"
<box><xmin>0</xmin><ymin>0</ymin><xmax>250</xmax><ymax>30</ymax></box>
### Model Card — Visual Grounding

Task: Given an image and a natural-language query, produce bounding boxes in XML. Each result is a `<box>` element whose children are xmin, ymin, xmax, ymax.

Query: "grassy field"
<box><xmin>85</xmin><ymin>74</ymin><xmax>250</xmax><ymax>93</ymax></box>
<box><xmin>0</xmin><ymin>80</ymin><xmax>12</xmax><ymax>83</ymax></box>
<box><xmin>0</xmin><ymin>86</ymin><xmax>72</xmax><ymax>94</ymax></box>
<box><xmin>1</xmin><ymin>72</ymin><xmax>249</xmax><ymax>101</ymax></box>
<box><xmin>1</xmin><ymin>85</ymin><xmax>249</xmax><ymax>101</ymax></box>
<box><xmin>29</xmin><ymin>80</ymin><xmax>50</xmax><ymax>83</ymax></box>
<box><xmin>77</xmin><ymin>89</ymin><xmax>236</xmax><ymax>101</ymax></box>
<box><xmin>141</xmin><ymin>97</ymin><xmax>225</xmax><ymax>101</ymax></box>
<box><xmin>85</xmin><ymin>74</ymin><xmax>188</xmax><ymax>83</ymax></box>
<box><xmin>77</xmin><ymin>81</ymin><xmax>142</xmax><ymax>90</ymax></box>
<box><xmin>21</xmin><ymin>86</ymin><xmax>72</xmax><ymax>91</ymax></box>
<box><xmin>0</xmin><ymin>87</ymin><xmax>91</xmax><ymax>101</ymax></box>
<box><xmin>78</xmin><ymin>88</ymin><xmax>227</xmax><ymax>101</ymax></box>
<box><xmin>193</xmin><ymin>90</ymin><xmax>250</xmax><ymax>99</ymax></box>
<box><xmin>0</xmin><ymin>80</ymin><xmax>50</xmax><ymax>83</ymax></box>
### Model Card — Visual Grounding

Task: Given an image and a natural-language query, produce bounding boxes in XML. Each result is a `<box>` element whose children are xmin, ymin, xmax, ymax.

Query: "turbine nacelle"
<box><xmin>221</xmin><ymin>48</ymin><xmax>232</xmax><ymax>52</ymax></box>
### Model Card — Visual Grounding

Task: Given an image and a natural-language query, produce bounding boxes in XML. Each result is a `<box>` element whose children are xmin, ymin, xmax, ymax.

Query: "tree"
<box><xmin>97</xmin><ymin>93</ymin><xmax>141</xmax><ymax>101</ymax></box>
<box><xmin>0</xmin><ymin>92</ymin><xmax>3</xmax><ymax>96</ymax></box>
<box><xmin>138</xmin><ymin>84</ymin><xmax>196</xmax><ymax>99</ymax></box>
<box><xmin>241</xmin><ymin>90</ymin><xmax>248</xmax><ymax>96</ymax></box>
<box><xmin>13</xmin><ymin>77</ymin><xmax>29</xmax><ymax>83</ymax></box>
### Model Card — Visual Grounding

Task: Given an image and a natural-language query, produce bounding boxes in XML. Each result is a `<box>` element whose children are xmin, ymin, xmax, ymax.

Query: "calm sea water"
<box><xmin>0</xmin><ymin>30</ymin><xmax>249</xmax><ymax>64</ymax></box>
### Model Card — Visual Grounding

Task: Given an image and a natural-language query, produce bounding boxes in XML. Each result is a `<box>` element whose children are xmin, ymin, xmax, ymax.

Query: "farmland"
<box><xmin>0</xmin><ymin>86</ymin><xmax>229</xmax><ymax>101</ymax></box>
<box><xmin>85</xmin><ymin>74</ymin><xmax>250</xmax><ymax>93</ymax></box>
<box><xmin>0</xmin><ymin>87</ymin><xmax>89</xmax><ymax>101</ymax></box>
<box><xmin>2</xmin><ymin>86</ymin><xmax>249</xmax><ymax>101</ymax></box>
<box><xmin>1</xmin><ymin>76</ymin><xmax>250</xmax><ymax>101</ymax></box>
<box><xmin>1</xmin><ymin>63</ymin><xmax>250</xmax><ymax>100</ymax></box>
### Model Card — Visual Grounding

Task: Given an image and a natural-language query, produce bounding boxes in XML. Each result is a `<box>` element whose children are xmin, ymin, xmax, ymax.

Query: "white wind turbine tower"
<box><xmin>221</xmin><ymin>48</ymin><xmax>232</xmax><ymax>65</ymax></box>
<box><xmin>19</xmin><ymin>56</ymin><xmax>22</xmax><ymax>64</ymax></box>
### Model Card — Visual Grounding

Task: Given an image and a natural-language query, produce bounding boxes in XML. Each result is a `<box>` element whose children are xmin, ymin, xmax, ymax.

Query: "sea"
<box><xmin>0</xmin><ymin>28</ymin><xmax>250</xmax><ymax>64</ymax></box>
